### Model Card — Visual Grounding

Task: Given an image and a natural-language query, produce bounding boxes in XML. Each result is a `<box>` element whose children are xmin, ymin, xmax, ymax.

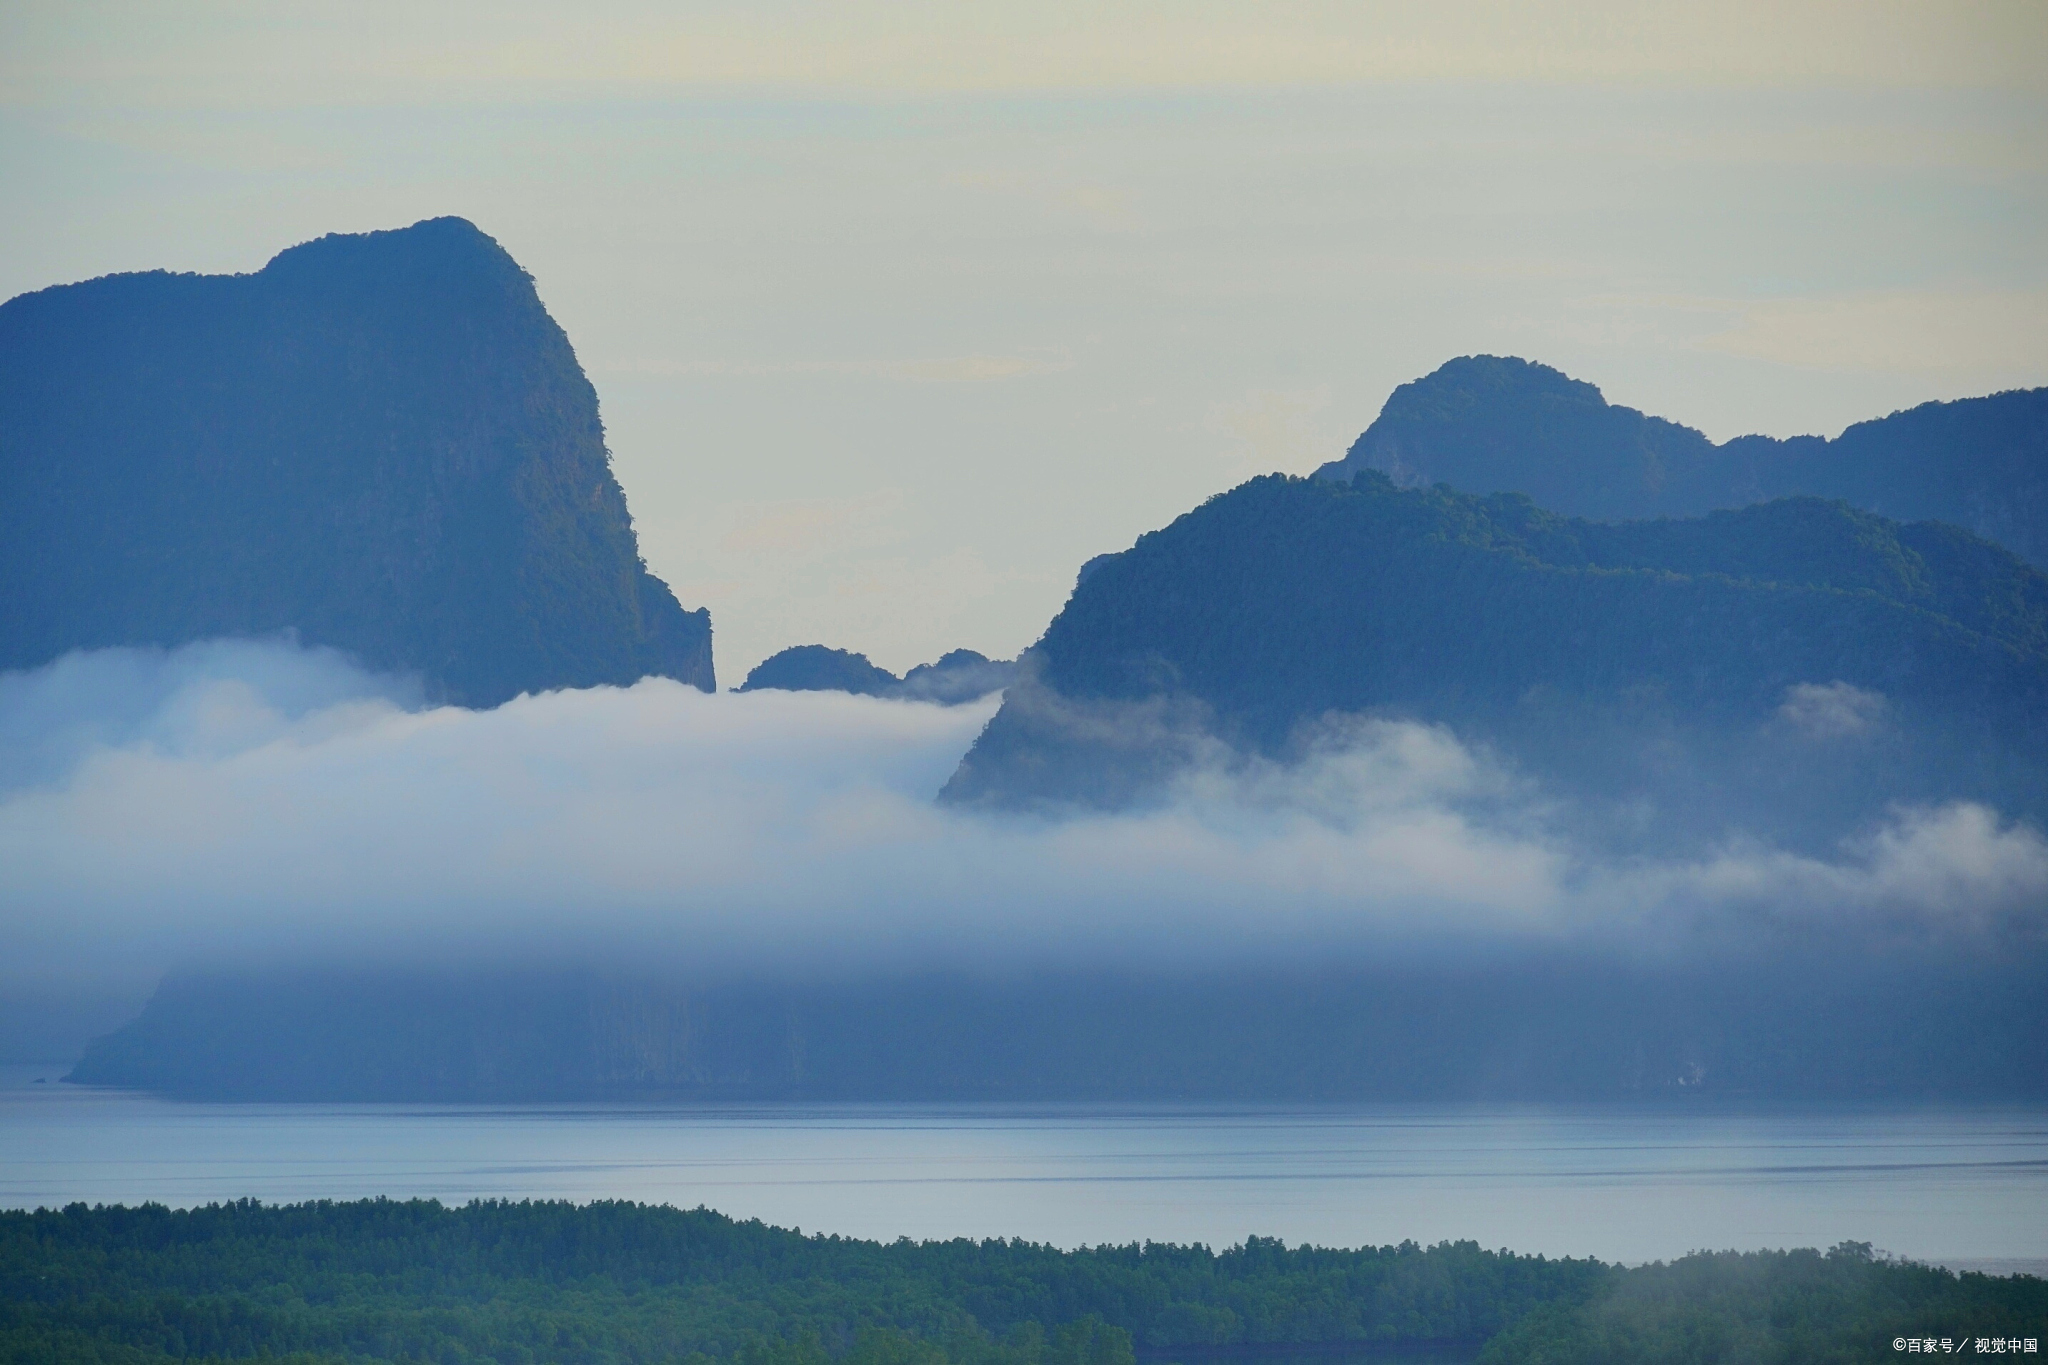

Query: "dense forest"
<box><xmin>0</xmin><ymin>217</ymin><xmax>712</xmax><ymax>705</ymax></box>
<box><xmin>1314</xmin><ymin>355</ymin><xmax>2048</xmax><ymax>567</ymax></box>
<box><xmin>944</xmin><ymin>471</ymin><xmax>2048</xmax><ymax>850</ymax></box>
<box><xmin>0</xmin><ymin>1200</ymin><xmax>2039</xmax><ymax>1365</ymax></box>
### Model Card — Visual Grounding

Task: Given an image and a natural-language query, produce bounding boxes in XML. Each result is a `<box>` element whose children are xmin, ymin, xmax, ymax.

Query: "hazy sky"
<box><xmin>4</xmin><ymin>1</ymin><xmax>2045</xmax><ymax>676</ymax></box>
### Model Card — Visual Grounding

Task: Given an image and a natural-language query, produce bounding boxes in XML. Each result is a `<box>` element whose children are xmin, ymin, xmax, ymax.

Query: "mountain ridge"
<box><xmin>943</xmin><ymin>473</ymin><xmax>2048</xmax><ymax>846</ymax></box>
<box><xmin>1315</xmin><ymin>355</ymin><xmax>2048</xmax><ymax>567</ymax></box>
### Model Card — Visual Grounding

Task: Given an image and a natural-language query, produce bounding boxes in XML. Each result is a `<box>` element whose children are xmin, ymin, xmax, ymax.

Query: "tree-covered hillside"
<box><xmin>943</xmin><ymin>472</ymin><xmax>2048</xmax><ymax>844</ymax></box>
<box><xmin>1</xmin><ymin>1200</ymin><xmax>2038</xmax><ymax>1365</ymax></box>
<box><xmin>1315</xmin><ymin>356</ymin><xmax>2048</xmax><ymax>567</ymax></box>
<box><xmin>0</xmin><ymin>217</ymin><xmax>712</xmax><ymax>705</ymax></box>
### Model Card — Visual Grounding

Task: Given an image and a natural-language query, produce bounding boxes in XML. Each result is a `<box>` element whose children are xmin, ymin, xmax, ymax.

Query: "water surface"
<box><xmin>3</xmin><ymin>1068</ymin><xmax>2042</xmax><ymax>1270</ymax></box>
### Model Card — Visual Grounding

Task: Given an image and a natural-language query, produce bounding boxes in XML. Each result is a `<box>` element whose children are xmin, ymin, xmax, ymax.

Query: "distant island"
<box><xmin>740</xmin><ymin>646</ymin><xmax>1016</xmax><ymax>704</ymax></box>
<box><xmin>65</xmin><ymin>957</ymin><xmax>2048</xmax><ymax>1102</ymax></box>
<box><xmin>1316</xmin><ymin>354</ymin><xmax>2048</xmax><ymax>568</ymax></box>
<box><xmin>0</xmin><ymin>217</ymin><xmax>713</xmax><ymax>705</ymax></box>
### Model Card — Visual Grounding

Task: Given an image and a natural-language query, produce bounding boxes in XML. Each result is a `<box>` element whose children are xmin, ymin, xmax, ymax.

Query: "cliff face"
<box><xmin>1316</xmin><ymin>355</ymin><xmax>2048</xmax><ymax>568</ymax></box>
<box><xmin>0</xmin><ymin>217</ymin><xmax>712</xmax><ymax>705</ymax></box>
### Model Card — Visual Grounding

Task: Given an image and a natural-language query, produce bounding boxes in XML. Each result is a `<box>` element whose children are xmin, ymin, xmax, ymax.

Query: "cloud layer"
<box><xmin>1</xmin><ymin>640</ymin><xmax>2043</xmax><ymax>998</ymax></box>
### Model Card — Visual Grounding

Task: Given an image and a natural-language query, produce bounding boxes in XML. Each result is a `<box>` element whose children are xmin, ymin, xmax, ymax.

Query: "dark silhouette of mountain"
<box><xmin>739</xmin><ymin>645</ymin><xmax>900</xmax><ymax>696</ymax></box>
<box><xmin>943</xmin><ymin>472</ymin><xmax>2048</xmax><ymax>847</ymax></box>
<box><xmin>1314</xmin><ymin>355</ymin><xmax>2048</xmax><ymax>566</ymax></box>
<box><xmin>739</xmin><ymin>645</ymin><xmax>1015</xmax><ymax>704</ymax></box>
<box><xmin>67</xmin><ymin>956</ymin><xmax>2048</xmax><ymax>1101</ymax></box>
<box><xmin>0</xmin><ymin>217</ymin><xmax>712</xmax><ymax>705</ymax></box>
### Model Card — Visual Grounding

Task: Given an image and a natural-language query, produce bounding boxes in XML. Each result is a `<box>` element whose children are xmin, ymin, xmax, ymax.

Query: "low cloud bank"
<box><xmin>1</xmin><ymin>641</ymin><xmax>2043</xmax><ymax>1002</ymax></box>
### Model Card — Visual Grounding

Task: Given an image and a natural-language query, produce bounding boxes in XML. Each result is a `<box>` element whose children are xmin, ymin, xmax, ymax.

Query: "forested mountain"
<box><xmin>1314</xmin><ymin>355</ymin><xmax>2048</xmax><ymax>566</ymax></box>
<box><xmin>942</xmin><ymin>472</ymin><xmax>2048</xmax><ymax>847</ymax></box>
<box><xmin>0</xmin><ymin>217</ymin><xmax>712</xmax><ymax>705</ymax></box>
<box><xmin>741</xmin><ymin>646</ymin><xmax>1016</xmax><ymax>704</ymax></box>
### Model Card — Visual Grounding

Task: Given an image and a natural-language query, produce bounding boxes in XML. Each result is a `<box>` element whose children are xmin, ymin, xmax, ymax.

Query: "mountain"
<box><xmin>899</xmin><ymin>649</ymin><xmax>1017</xmax><ymax>704</ymax></box>
<box><xmin>1314</xmin><ymin>355</ymin><xmax>2048</xmax><ymax>567</ymax></box>
<box><xmin>942</xmin><ymin>471</ymin><xmax>2048</xmax><ymax>847</ymax></box>
<box><xmin>739</xmin><ymin>645</ymin><xmax>1016</xmax><ymax>704</ymax></box>
<box><xmin>69</xmin><ymin>481</ymin><xmax>2048</xmax><ymax>1102</ymax></box>
<box><xmin>66</xmin><ymin>957</ymin><xmax>2048</xmax><ymax>1101</ymax></box>
<box><xmin>0</xmin><ymin>217</ymin><xmax>712</xmax><ymax>705</ymax></box>
<box><xmin>739</xmin><ymin>645</ymin><xmax>900</xmax><ymax>696</ymax></box>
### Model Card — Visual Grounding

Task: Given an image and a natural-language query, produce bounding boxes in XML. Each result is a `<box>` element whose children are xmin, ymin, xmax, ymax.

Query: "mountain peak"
<box><xmin>0</xmin><ymin>219</ymin><xmax>714</xmax><ymax>705</ymax></box>
<box><xmin>1315</xmin><ymin>354</ymin><xmax>1714</xmax><ymax>520</ymax></box>
<box><xmin>1317</xmin><ymin>355</ymin><xmax>2048</xmax><ymax>565</ymax></box>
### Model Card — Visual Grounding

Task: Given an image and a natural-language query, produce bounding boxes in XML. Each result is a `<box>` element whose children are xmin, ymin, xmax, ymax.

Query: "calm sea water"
<box><xmin>2</xmin><ymin>1067</ymin><xmax>2042</xmax><ymax>1271</ymax></box>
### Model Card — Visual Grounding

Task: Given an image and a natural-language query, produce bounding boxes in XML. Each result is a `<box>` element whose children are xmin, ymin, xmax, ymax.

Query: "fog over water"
<box><xmin>1</xmin><ymin>638</ymin><xmax>2044</xmax><ymax>1041</ymax></box>
<box><xmin>3</xmin><ymin>642</ymin><xmax>2045</xmax><ymax>1259</ymax></box>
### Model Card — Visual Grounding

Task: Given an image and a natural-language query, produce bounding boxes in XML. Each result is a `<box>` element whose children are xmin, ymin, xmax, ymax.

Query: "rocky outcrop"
<box><xmin>0</xmin><ymin>217</ymin><xmax>712</xmax><ymax>705</ymax></box>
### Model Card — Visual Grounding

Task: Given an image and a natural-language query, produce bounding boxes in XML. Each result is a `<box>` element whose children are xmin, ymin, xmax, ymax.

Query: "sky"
<box><xmin>3</xmin><ymin>1</ymin><xmax>2045</xmax><ymax>677</ymax></box>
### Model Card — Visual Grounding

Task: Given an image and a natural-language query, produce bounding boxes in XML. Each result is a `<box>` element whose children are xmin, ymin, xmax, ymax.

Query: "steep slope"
<box><xmin>1314</xmin><ymin>356</ymin><xmax>2048</xmax><ymax>566</ymax></box>
<box><xmin>0</xmin><ymin>217</ymin><xmax>712</xmax><ymax>705</ymax></box>
<box><xmin>943</xmin><ymin>473</ymin><xmax>2048</xmax><ymax>846</ymax></box>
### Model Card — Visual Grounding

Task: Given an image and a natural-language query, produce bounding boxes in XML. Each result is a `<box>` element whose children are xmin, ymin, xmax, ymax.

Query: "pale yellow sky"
<box><xmin>3</xmin><ymin>1</ymin><xmax>2046</xmax><ymax>676</ymax></box>
<box><xmin>7</xmin><ymin>0</ymin><xmax>2046</xmax><ymax>105</ymax></box>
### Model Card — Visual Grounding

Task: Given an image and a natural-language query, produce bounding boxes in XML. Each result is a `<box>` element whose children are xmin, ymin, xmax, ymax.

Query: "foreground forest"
<box><xmin>2</xmin><ymin>1200</ymin><xmax>2041</xmax><ymax>1365</ymax></box>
